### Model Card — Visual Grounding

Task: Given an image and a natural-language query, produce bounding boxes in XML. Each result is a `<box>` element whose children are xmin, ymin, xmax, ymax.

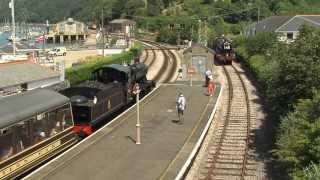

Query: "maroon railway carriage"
<box><xmin>0</xmin><ymin>89</ymin><xmax>76</xmax><ymax>179</ymax></box>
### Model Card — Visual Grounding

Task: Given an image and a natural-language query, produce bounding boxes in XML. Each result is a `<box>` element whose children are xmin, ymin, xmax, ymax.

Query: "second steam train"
<box><xmin>60</xmin><ymin>63</ymin><xmax>155</xmax><ymax>137</ymax></box>
<box><xmin>210</xmin><ymin>36</ymin><xmax>236</xmax><ymax>65</ymax></box>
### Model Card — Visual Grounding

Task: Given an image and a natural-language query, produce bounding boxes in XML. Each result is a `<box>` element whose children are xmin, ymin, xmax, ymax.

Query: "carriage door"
<box><xmin>191</xmin><ymin>56</ymin><xmax>207</xmax><ymax>76</ymax></box>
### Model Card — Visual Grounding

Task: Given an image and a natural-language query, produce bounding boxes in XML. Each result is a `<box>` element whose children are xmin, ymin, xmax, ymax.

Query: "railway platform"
<box><xmin>25</xmin><ymin>81</ymin><xmax>221</xmax><ymax>180</ymax></box>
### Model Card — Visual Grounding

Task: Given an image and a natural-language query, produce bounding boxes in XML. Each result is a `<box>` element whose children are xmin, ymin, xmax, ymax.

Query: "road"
<box><xmin>53</xmin><ymin>49</ymin><xmax>98</xmax><ymax>68</ymax></box>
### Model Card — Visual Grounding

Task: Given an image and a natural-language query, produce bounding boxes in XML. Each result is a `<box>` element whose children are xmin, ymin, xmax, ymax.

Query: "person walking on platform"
<box><xmin>176</xmin><ymin>93</ymin><xmax>186</xmax><ymax>124</ymax></box>
<box><xmin>207</xmin><ymin>79</ymin><xmax>214</xmax><ymax>96</ymax></box>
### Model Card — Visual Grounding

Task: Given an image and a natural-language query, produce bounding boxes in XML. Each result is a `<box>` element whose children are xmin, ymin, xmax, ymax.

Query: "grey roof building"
<box><xmin>109</xmin><ymin>19</ymin><xmax>136</xmax><ymax>38</ymax></box>
<box><xmin>182</xmin><ymin>43</ymin><xmax>215</xmax><ymax>80</ymax></box>
<box><xmin>246</xmin><ymin>15</ymin><xmax>320</xmax><ymax>42</ymax></box>
<box><xmin>0</xmin><ymin>61</ymin><xmax>63</xmax><ymax>96</ymax></box>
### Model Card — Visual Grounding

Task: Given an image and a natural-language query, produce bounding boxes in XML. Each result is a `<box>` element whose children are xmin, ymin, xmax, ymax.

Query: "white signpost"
<box><xmin>133</xmin><ymin>83</ymin><xmax>141</xmax><ymax>145</ymax></box>
<box><xmin>188</xmin><ymin>66</ymin><xmax>196</xmax><ymax>87</ymax></box>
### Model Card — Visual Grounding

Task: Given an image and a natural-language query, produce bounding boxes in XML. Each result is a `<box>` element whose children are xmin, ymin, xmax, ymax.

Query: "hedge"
<box><xmin>65</xmin><ymin>44</ymin><xmax>142</xmax><ymax>85</ymax></box>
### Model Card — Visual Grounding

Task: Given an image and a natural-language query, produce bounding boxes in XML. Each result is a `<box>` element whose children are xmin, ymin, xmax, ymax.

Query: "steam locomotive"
<box><xmin>60</xmin><ymin>63</ymin><xmax>155</xmax><ymax>137</ymax></box>
<box><xmin>211</xmin><ymin>36</ymin><xmax>236</xmax><ymax>65</ymax></box>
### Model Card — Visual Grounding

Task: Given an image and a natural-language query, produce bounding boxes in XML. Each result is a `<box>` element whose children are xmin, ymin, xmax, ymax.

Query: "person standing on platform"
<box><xmin>176</xmin><ymin>93</ymin><xmax>186</xmax><ymax>124</ymax></box>
<box><xmin>178</xmin><ymin>67</ymin><xmax>183</xmax><ymax>79</ymax></box>
<box><xmin>205</xmin><ymin>70</ymin><xmax>212</xmax><ymax>87</ymax></box>
<box><xmin>207</xmin><ymin>79</ymin><xmax>214</xmax><ymax>96</ymax></box>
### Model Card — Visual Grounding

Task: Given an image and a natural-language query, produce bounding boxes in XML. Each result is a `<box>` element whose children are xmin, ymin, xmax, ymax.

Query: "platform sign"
<box><xmin>187</xmin><ymin>66</ymin><xmax>196</xmax><ymax>74</ymax></box>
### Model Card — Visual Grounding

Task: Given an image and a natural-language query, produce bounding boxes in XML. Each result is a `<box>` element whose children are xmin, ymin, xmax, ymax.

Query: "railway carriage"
<box><xmin>0</xmin><ymin>89</ymin><xmax>76</xmax><ymax>179</ymax></box>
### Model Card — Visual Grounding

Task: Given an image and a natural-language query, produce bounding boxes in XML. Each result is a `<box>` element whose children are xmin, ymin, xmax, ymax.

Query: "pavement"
<box><xmin>25</xmin><ymin>81</ymin><xmax>221</xmax><ymax>180</ymax></box>
<box><xmin>53</xmin><ymin>49</ymin><xmax>98</xmax><ymax>68</ymax></box>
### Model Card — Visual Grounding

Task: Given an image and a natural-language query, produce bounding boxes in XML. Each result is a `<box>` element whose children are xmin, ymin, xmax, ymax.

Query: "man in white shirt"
<box><xmin>176</xmin><ymin>93</ymin><xmax>186</xmax><ymax>124</ymax></box>
<box><xmin>205</xmin><ymin>70</ymin><xmax>212</xmax><ymax>87</ymax></box>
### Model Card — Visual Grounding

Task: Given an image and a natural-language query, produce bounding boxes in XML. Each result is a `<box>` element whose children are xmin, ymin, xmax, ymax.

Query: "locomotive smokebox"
<box><xmin>130</xmin><ymin>63</ymin><xmax>148</xmax><ymax>82</ymax></box>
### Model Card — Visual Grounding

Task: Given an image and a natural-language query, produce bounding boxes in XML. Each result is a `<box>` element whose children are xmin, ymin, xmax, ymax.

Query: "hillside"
<box><xmin>1</xmin><ymin>0</ymin><xmax>320</xmax><ymax>23</ymax></box>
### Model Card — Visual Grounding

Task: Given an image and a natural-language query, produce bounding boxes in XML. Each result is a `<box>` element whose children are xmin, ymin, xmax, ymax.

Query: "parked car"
<box><xmin>48</xmin><ymin>47</ymin><xmax>67</xmax><ymax>56</ymax></box>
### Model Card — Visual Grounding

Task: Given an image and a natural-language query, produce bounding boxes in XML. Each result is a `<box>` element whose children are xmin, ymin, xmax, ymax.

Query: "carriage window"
<box><xmin>33</xmin><ymin>113</ymin><xmax>49</xmax><ymax>144</ymax></box>
<box><xmin>48</xmin><ymin>104</ymin><xmax>73</xmax><ymax>136</ymax></box>
<box><xmin>0</xmin><ymin>127</ymin><xmax>14</xmax><ymax>161</ymax></box>
<box><xmin>14</xmin><ymin>119</ymin><xmax>32</xmax><ymax>154</ymax></box>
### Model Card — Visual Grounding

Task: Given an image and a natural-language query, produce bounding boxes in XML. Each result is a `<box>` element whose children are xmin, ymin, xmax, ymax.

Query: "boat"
<box><xmin>3</xmin><ymin>26</ymin><xmax>10</xmax><ymax>32</ymax></box>
<box><xmin>7</xmin><ymin>35</ymin><xmax>21</xmax><ymax>42</ymax></box>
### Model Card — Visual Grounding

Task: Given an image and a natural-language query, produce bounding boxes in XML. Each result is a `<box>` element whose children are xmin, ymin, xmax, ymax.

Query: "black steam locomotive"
<box><xmin>210</xmin><ymin>36</ymin><xmax>236</xmax><ymax>65</ymax></box>
<box><xmin>60</xmin><ymin>63</ymin><xmax>155</xmax><ymax>137</ymax></box>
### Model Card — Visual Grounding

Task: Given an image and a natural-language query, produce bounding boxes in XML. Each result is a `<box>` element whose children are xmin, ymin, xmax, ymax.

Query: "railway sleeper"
<box><xmin>226</xmin><ymin>124</ymin><xmax>249</xmax><ymax>128</ymax></box>
<box><xmin>223</xmin><ymin>137</ymin><xmax>247</xmax><ymax>141</ymax></box>
<box><xmin>204</xmin><ymin>175</ymin><xmax>244</xmax><ymax>180</ymax></box>
<box><xmin>210</xmin><ymin>169</ymin><xmax>243</xmax><ymax>176</ymax></box>
<box><xmin>212</xmin><ymin>154</ymin><xmax>244</xmax><ymax>161</ymax></box>
<box><xmin>220</xmin><ymin>146</ymin><xmax>246</xmax><ymax>151</ymax></box>
<box><xmin>218</xmin><ymin>150</ymin><xmax>246</xmax><ymax>156</ymax></box>
<box><xmin>211</xmin><ymin>141</ymin><xmax>247</xmax><ymax>147</ymax></box>
<box><xmin>223</xmin><ymin>135</ymin><xmax>248</xmax><ymax>139</ymax></box>
<box><xmin>212</xmin><ymin>143</ymin><xmax>247</xmax><ymax>149</ymax></box>
<box><xmin>213</xmin><ymin>163</ymin><xmax>244</xmax><ymax>169</ymax></box>
<box><xmin>216</xmin><ymin>129</ymin><xmax>248</xmax><ymax>133</ymax></box>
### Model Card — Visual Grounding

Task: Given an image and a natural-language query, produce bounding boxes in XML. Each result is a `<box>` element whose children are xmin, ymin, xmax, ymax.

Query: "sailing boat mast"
<box><xmin>10</xmin><ymin>0</ymin><xmax>16</xmax><ymax>56</ymax></box>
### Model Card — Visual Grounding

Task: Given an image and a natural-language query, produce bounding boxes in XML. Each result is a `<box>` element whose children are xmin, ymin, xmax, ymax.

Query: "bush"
<box><xmin>65</xmin><ymin>45</ymin><xmax>142</xmax><ymax>85</ymax></box>
<box><xmin>248</xmin><ymin>55</ymin><xmax>267</xmax><ymax>75</ymax></box>
<box><xmin>297</xmin><ymin>163</ymin><xmax>320</xmax><ymax>180</ymax></box>
<box><xmin>274</xmin><ymin>92</ymin><xmax>320</xmax><ymax>177</ymax></box>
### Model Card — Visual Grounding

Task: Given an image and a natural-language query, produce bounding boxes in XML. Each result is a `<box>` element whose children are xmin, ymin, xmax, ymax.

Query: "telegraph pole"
<box><xmin>258</xmin><ymin>6</ymin><xmax>260</xmax><ymax>23</ymax></box>
<box><xmin>10</xmin><ymin>0</ymin><xmax>16</xmax><ymax>56</ymax></box>
<box><xmin>101</xmin><ymin>8</ymin><xmax>105</xmax><ymax>57</ymax></box>
<box><xmin>198</xmin><ymin>19</ymin><xmax>201</xmax><ymax>44</ymax></box>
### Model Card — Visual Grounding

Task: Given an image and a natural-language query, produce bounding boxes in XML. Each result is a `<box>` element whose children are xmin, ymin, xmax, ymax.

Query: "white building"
<box><xmin>246</xmin><ymin>15</ymin><xmax>320</xmax><ymax>43</ymax></box>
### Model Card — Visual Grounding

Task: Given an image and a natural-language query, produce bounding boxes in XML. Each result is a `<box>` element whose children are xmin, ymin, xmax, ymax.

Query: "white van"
<box><xmin>48</xmin><ymin>47</ymin><xmax>67</xmax><ymax>56</ymax></box>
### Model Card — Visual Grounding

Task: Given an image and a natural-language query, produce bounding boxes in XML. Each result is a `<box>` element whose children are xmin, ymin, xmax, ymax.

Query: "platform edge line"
<box><xmin>174</xmin><ymin>85</ymin><xmax>224</xmax><ymax>180</ymax></box>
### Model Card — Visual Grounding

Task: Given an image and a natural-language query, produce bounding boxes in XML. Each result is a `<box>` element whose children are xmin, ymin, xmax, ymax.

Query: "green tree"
<box><xmin>274</xmin><ymin>91</ymin><xmax>320</xmax><ymax>176</ymax></box>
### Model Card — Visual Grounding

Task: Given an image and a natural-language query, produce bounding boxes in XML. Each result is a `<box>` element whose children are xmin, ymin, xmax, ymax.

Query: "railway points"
<box><xmin>24</xmin><ymin>82</ymin><xmax>221</xmax><ymax>180</ymax></box>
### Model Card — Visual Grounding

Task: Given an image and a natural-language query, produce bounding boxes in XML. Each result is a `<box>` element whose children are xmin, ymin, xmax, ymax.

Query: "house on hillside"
<box><xmin>246</xmin><ymin>15</ymin><xmax>320</xmax><ymax>43</ymax></box>
<box><xmin>109</xmin><ymin>19</ymin><xmax>136</xmax><ymax>38</ymax></box>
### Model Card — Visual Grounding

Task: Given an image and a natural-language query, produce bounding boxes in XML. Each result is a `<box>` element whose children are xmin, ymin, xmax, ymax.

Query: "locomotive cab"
<box><xmin>60</xmin><ymin>82</ymin><xmax>126</xmax><ymax>137</ymax></box>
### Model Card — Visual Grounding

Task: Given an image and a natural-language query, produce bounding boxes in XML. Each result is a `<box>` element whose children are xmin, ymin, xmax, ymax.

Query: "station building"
<box><xmin>183</xmin><ymin>43</ymin><xmax>215</xmax><ymax>79</ymax></box>
<box><xmin>0</xmin><ymin>61</ymin><xmax>65</xmax><ymax>97</ymax></box>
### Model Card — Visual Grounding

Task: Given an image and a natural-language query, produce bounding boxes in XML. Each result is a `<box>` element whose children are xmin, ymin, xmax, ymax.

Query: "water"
<box><xmin>0</xmin><ymin>32</ymin><xmax>10</xmax><ymax>48</ymax></box>
<box><xmin>0</xmin><ymin>25</ymin><xmax>88</xmax><ymax>52</ymax></box>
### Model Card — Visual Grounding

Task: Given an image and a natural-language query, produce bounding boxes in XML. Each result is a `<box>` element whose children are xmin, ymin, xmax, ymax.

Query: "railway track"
<box><xmin>199</xmin><ymin>64</ymin><xmax>252</xmax><ymax>180</ymax></box>
<box><xmin>141</xmin><ymin>49</ymin><xmax>149</xmax><ymax>63</ymax></box>
<box><xmin>140</xmin><ymin>40</ymin><xmax>178</xmax><ymax>83</ymax></box>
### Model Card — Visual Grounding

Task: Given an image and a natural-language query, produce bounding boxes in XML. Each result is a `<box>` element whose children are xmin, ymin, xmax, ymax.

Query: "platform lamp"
<box><xmin>133</xmin><ymin>83</ymin><xmax>141</xmax><ymax>145</ymax></box>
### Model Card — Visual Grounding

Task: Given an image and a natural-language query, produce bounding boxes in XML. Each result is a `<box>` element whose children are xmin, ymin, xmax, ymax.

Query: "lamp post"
<box><xmin>101</xmin><ymin>8</ymin><xmax>104</xmax><ymax>57</ymax></box>
<box><xmin>133</xmin><ymin>83</ymin><xmax>141</xmax><ymax>145</ymax></box>
<box><xmin>9</xmin><ymin>0</ymin><xmax>16</xmax><ymax>56</ymax></box>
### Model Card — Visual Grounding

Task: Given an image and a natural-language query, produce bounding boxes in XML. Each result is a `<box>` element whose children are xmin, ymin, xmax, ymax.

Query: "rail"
<box><xmin>202</xmin><ymin>64</ymin><xmax>251</xmax><ymax>179</ymax></box>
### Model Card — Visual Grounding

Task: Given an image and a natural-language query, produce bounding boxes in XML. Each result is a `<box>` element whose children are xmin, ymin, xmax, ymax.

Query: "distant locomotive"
<box><xmin>60</xmin><ymin>63</ymin><xmax>155</xmax><ymax>137</ymax></box>
<box><xmin>211</xmin><ymin>36</ymin><xmax>236</xmax><ymax>65</ymax></box>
